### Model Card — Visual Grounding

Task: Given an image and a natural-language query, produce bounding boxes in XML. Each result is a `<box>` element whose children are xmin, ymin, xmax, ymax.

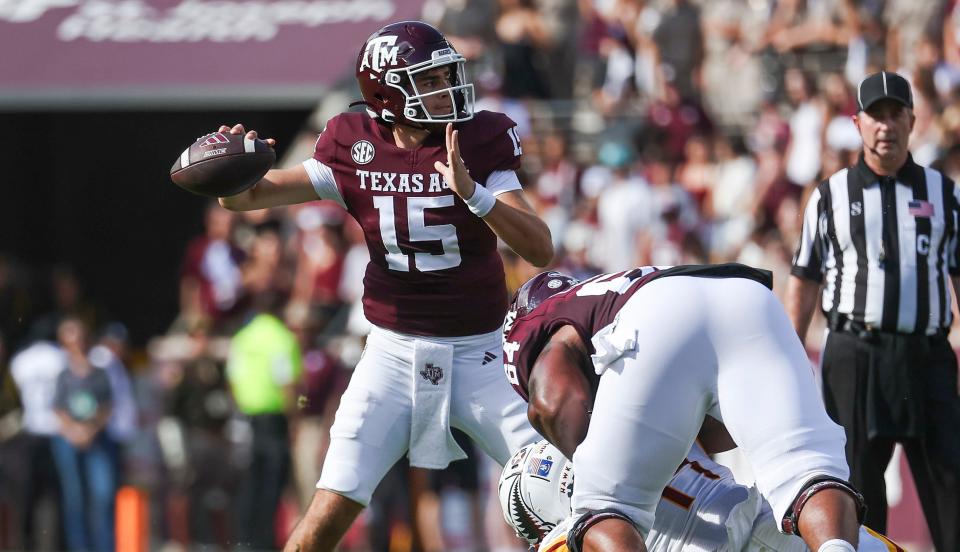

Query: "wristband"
<box><xmin>567</xmin><ymin>509</ymin><xmax>639</xmax><ymax>552</ymax></box>
<box><xmin>464</xmin><ymin>183</ymin><xmax>496</xmax><ymax>217</ymax></box>
<box><xmin>781</xmin><ymin>476</ymin><xmax>866</xmax><ymax>536</ymax></box>
<box><xmin>818</xmin><ymin>539</ymin><xmax>856</xmax><ymax>552</ymax></box>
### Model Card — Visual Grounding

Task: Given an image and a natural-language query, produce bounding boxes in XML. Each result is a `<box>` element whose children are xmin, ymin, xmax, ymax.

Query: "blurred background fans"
<box><xmin>2</xmin><ymin>0</ymin><xmax>957</xmax><ymax>550</ymax></box>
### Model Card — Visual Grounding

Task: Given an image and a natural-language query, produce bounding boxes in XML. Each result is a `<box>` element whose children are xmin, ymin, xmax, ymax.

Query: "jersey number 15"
<box><xmin>373</xmin><ymin>195</ymin><xmax>461</xmax><ymax>272</ymax></box>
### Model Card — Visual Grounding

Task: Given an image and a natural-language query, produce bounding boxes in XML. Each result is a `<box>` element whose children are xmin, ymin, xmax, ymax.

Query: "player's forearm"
<box><xmin>219</xmin><ymin>180</ymin><xmax>269</xmax><ymax>211</ymax></box>
<box><xmin>219</xmin><ymin>166</ymin><xmax>317</xmax><ymax>211</ymax></box>
<box><xmin>784</xmin><ymin>276</ymin><xmax>820</xmax><ymax>342</ymax></box>
<box><xmin>482</xmin><ymin>195</ymin><xmax>554</xmax><ymax>267</ymax></box>
<box><xmin>528</xmin><ymin>337</ymin><xmax>593</xmax><ymax>459</ymax></box>
<box><xmin>797</xmin><ymin>489</ymin><xmax>860</xmax><ymax>551</ymax></box>
<box><xmin>532</xmin><ymin>399</ymin><xmax>591</xmax><ymax>460</ymax></box>
<box><xmin>284</xmin><ymin>523</ymin><xmax>322</xmax><ymax>552</ymax></box>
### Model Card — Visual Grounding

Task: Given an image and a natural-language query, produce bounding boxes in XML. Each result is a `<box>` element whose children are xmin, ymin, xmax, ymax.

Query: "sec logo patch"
<box><xmin>351</xmin><ymin>140</ymin><xmax>375</xmax><ymax>165</ymax></box>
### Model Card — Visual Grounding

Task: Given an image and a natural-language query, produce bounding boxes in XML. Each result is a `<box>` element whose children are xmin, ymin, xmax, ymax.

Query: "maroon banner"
<box><xmin>0</xmin><ymin>0</ymin><xmax>426</xmax><ymax>107</ymax></box>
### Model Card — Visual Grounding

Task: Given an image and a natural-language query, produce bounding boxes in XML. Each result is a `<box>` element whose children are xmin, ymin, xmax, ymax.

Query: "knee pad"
<box><xmin>566</xmin><ymin>509</ymin><xmax>639</xmax><ymax>552</ymax></box>
<box><xmin>781</xmin><ymin>476</ymin><xmax>867</xmax><ymax>537</ymax></box>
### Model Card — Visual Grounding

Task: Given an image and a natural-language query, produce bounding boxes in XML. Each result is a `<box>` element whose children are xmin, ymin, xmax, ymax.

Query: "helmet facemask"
<box><xmin>383</xmin><ymin>53</ymin><xmax>475</xmax><ymax>124</ymax></box>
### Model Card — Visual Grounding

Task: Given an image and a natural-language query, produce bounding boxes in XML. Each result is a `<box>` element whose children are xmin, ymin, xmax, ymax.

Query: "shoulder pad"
<box><xmin>314</xmin><ymin>112</ymin><xmax>387</xmax><ymax>163</ymax></box>
<box><xmin>458</xmin><ymin>110</ymin><xmax>522</xmax><ymax>174</ymax></box>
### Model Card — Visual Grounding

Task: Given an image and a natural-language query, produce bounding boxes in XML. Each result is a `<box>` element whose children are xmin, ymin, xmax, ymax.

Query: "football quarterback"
<box><xmin>211</xmin><ymin>19</ymin><xmax>554</xmax><ymax>552</ymax></box>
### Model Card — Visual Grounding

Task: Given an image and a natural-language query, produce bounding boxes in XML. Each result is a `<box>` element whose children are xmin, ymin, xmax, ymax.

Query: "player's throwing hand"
<box><xmin>218</xmin><ymin>123</ymin><xmax>276</xmax><ymax>147</ymax></box>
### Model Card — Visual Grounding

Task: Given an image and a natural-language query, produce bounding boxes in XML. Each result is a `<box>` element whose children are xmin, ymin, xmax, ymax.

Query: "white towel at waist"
<box><xmin>409</xmin><ymin>339</ymin><xmax>467</xmax><ymax>469</ymax></box>
<box><xmin>590</xmin><ymin>317</ymin><xmax>638</xmax><ymax>375</ymax></box>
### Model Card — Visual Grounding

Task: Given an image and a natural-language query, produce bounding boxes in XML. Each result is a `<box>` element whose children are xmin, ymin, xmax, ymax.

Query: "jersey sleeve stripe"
<box><xmin>485</xmin><ymin>169</ymin><xmax>523</xmax><ymax>196</ymax></box>
<box><xmin>864</xmin><ymin>526</ymin><xmax>904</xmax><ymax>552</ymax></box>
<box><xmin>660</xmin><ymin>486</ymin><xmax>694</xmax><ymax>510</ymax></box>
<box><xmin>301</xmin><ymin>158</ymin><xmax>347</xmax><ymax>210</ymax></box>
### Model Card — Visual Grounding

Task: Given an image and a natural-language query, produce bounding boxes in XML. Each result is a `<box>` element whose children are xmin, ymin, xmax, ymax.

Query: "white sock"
<box><xmin>818</xmin><ymin>539</ymin><xmax>856</xmax><ymax>552</ymax></box>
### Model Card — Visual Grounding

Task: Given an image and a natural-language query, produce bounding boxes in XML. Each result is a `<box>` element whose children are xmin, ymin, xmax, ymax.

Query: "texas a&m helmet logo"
<box><xmin>200</xmin><ymin>132</ymin><xmax>230</xmax><ymax>148</ymax></box>
<box><xmin>359</xmin><ymin>35</ymin><xmax>399</xmax><ymax>75</ymax></box>
<box><xmin>351</xmin><ymin>140</ymin><xmax>375</xmax><ymax>165</ymax></box>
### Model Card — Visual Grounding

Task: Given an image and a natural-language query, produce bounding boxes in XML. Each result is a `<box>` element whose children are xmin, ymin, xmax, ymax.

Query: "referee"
<box><xmin>785</xmin><ymin>71</ymin><xmax>960</xmax><ymax>551</ymax></box>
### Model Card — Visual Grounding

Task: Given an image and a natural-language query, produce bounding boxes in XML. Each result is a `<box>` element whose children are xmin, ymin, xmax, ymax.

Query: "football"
<box><xmin>170</xmin><ymin>131</ymin><xmax>275</xmax><ymax>198</ymax></box>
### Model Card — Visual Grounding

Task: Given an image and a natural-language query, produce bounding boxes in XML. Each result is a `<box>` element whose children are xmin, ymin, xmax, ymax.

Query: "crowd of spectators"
<box><xmin>3</xmin><ymin>0</ymin><xmax>960</xmax><ymax>550</ymax></box>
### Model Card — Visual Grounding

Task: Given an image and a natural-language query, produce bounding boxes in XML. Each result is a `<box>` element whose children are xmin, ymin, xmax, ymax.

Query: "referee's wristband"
<box><xmin>464</xmin><ymin>183</ymin><xmax>496</xmax><ymax>217</ymax></box>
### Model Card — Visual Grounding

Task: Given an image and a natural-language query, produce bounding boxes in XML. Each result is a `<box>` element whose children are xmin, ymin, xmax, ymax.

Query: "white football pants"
<box><xmin>318</xmin><ymin>324</ymin><xmax>540</xmax><ymax>505</ymax></box>
<box><xmin>572</xmin><ymin>275</ymin><xmax>849</xmax><ymax>534</ymax></box>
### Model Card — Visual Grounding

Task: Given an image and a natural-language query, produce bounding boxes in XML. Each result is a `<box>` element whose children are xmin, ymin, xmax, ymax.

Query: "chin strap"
<box><xmin>565</xmin><ymin>509</ymin><xmax>638</xmax><ymax>552</ymax></box>
<box><xmin>781</xmin><ymin>476</ymin><xmax>867</xmax><ymax>537</ymax></box>
<box><xmin>348</xmin><ymin>100</ymin><xmax>399</xmax><ymax>125</ymax></box>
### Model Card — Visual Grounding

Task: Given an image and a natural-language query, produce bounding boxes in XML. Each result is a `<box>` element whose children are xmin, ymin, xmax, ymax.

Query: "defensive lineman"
<box><xmin>502</xmin><ymin>439</ymin><xmax>903</xmax><ymax>551</ymax></box>
<box><xmin>502</xmin><ymin>266</ymin><xmax>866</xmax><ymax>552</ymax></box>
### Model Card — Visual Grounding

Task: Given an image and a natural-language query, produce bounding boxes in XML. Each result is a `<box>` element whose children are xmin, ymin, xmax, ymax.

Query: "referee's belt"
<box><xmin>829</xmin><ymin>315</ymin><xmax>949</xmax><ymax>339</ymax></box>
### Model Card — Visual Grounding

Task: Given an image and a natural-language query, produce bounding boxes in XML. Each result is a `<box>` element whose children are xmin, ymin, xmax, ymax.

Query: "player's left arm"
<box><xmin>526</xmin><ymin>325</ymin><xmax>593</xmax><ymax>459</ymax></box>
<box><xmin>434</xmin><ymin>123</ymin><xmax>554</xmax><ymax>267</ymax></box>
<box><xmin>482</xmin><ymin>190</ymin><xmax>554</xmax><ymax>267</ymax></box>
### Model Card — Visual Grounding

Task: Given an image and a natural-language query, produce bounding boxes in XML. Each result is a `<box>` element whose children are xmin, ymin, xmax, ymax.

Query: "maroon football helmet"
<box><xmin>505</xmin><ymin>271</ymin><xmax>580</xmax><ymax>333</ymax></box>
<box><xmin>355</xmin><ymin>20</ymin><xmax>475</xmax><ymax>125</ymax></box>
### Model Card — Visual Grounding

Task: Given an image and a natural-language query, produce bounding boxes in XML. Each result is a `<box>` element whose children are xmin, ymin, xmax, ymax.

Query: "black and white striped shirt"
<box><xmin>792</xmin><ymin>154</ymin><xmax>960</xmax><ymax>335</ymax></box>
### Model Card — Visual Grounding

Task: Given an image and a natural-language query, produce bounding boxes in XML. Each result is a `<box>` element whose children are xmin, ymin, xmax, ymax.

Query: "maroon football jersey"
<box><xmin>314</xmin><ymin>110</ymin><xmax>523</xmax><ymax>336</ymax></box>
<box><xmin>502</xmin><ymin>264</ymin><xmax>773</xmax><ymax>400</ymax></box>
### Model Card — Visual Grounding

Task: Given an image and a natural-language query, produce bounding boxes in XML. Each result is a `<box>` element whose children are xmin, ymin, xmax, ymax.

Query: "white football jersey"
<box><xmin>644</xmin><ymin>442</ymin><xmax>761</xmax><ymax>552</ymax></box>
<box><xmin>537</xmin><ymin>443</ymin><xmax>904</xmax><ymax>552</ymax></box>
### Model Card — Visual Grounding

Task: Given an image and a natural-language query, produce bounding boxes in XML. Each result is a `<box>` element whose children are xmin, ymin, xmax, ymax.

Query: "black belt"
<box><xmin>829</xmin><ymin>315</ymin><xmax>948</xmax><ymax>339</ymax></box>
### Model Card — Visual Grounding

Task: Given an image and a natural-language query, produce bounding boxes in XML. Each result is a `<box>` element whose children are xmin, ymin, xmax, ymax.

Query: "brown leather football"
<box><xmin>170</xmin><ymin>131</ymin><xmax>275</xmax><ymax>198</ymax></box>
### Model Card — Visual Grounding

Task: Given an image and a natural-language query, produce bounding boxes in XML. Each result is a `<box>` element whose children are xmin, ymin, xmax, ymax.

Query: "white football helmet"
<box><xmin>498</xmin><ymin>440</ymin><xmax>575</xmax><ymax>545</ymax></box>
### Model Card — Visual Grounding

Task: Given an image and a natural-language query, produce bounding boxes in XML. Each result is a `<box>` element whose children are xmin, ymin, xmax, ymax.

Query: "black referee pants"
<box><xmin>821</xmin><ymin>330</ymin><xmax>960</xmax><ymax>551</ymax></box>
<box><xmin>234</xmin><ymin>413</ymin><xmax>291</xmax><ymax>550</ymax></box>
